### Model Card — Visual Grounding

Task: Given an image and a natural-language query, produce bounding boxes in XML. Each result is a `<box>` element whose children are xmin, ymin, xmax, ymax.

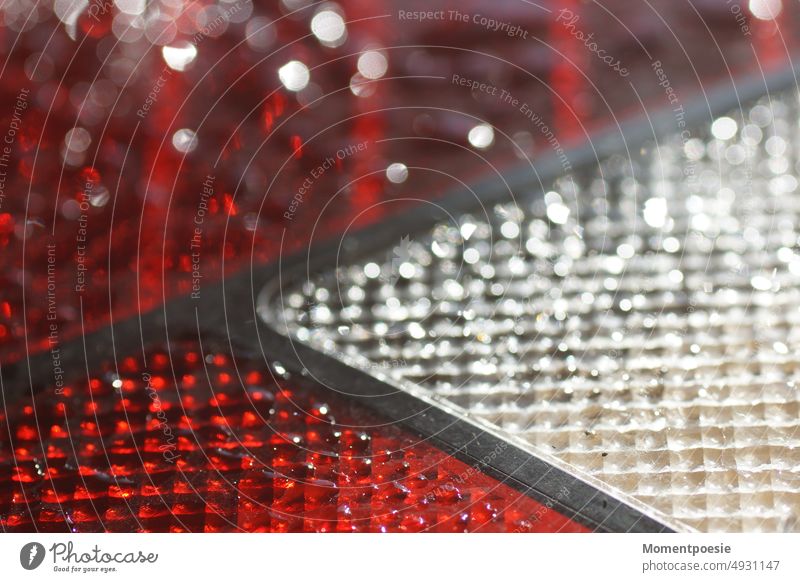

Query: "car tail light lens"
<box><xmin>2</xmin><ymin>0</ymin><xmax>797</xmax><ymax>536</ymax></box>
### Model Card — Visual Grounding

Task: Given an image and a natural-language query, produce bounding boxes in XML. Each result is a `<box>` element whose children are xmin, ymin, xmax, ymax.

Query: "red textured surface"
<box><xmin>1</xmin><ymin>1</ymin><xmax>796</xmax><ymax>361</ymax></box>
<box><xmin>0</xmin><ymin>341</ymin><xmax>586</xmax><ymax>533</ymax></box>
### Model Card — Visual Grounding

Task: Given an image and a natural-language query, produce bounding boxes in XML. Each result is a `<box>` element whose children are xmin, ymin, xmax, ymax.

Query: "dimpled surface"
<box><xmin>273</xmin><ymin>90</ymin><xmax>800</xmax><ymax>532</ymax></box>
<box><xmin>3</xmin><ymin>0</ymin><xmax>800</xmax><ymax>535</ymax></box>
<box><xmin>0</xmin><ymin>340</ymin><xmax>586</xmax><ymax>532</ymax></box>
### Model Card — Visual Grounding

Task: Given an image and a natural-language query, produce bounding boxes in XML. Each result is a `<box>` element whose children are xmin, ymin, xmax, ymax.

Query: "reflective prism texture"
<box><xmin>3</xmin><ymin>0</ymin><xmax>800</xmax><ymax>535</ymax></box>
<box><xmin>271</xmin><ymin>89</ymin><xmax>800</xmax><ymax>532</ymax></box>
<box><xmin>0</xmin><ymin>340</ymin><xmax>586</xmax><ymax>532</ymax></box>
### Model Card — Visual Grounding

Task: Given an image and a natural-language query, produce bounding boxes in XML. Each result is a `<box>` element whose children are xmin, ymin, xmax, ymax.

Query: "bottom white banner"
<box><xmin>0</xmin><ymin>533</ymin><xmax>797</xmax><ymax>581</ymax></box>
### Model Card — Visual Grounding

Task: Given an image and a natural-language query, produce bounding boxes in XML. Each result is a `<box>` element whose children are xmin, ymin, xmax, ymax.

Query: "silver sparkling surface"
<box><xmin>266</xmin><ymin>92</ymin><xmax>800</xmax><ymax>532</ymax></box>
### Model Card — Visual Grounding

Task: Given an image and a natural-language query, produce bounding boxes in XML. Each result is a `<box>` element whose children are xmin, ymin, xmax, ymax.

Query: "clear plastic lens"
<box><xmin>270</xmin><ymin>92</ymin><xmax>800</xmax><ymax>532</ymax></box>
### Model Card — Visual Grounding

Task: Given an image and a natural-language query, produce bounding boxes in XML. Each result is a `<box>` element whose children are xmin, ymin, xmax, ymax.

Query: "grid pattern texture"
<box><xmin>0</xmin><ymin>340</ymin><xmax>584</xmax><ymax>533</ymax></box>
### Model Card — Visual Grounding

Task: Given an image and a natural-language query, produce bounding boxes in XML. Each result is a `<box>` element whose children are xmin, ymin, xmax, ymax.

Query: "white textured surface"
<box><xmin>271</xmin><ymin>92</ymin><xmax>800</xmax><ymax>532</ymax></box>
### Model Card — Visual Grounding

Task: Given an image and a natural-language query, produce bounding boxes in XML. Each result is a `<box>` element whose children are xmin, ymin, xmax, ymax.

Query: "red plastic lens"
<box><xmin>0</xmin><ymin>341</ymin><xmax>587</xmax><ymax>532</ymax></box>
